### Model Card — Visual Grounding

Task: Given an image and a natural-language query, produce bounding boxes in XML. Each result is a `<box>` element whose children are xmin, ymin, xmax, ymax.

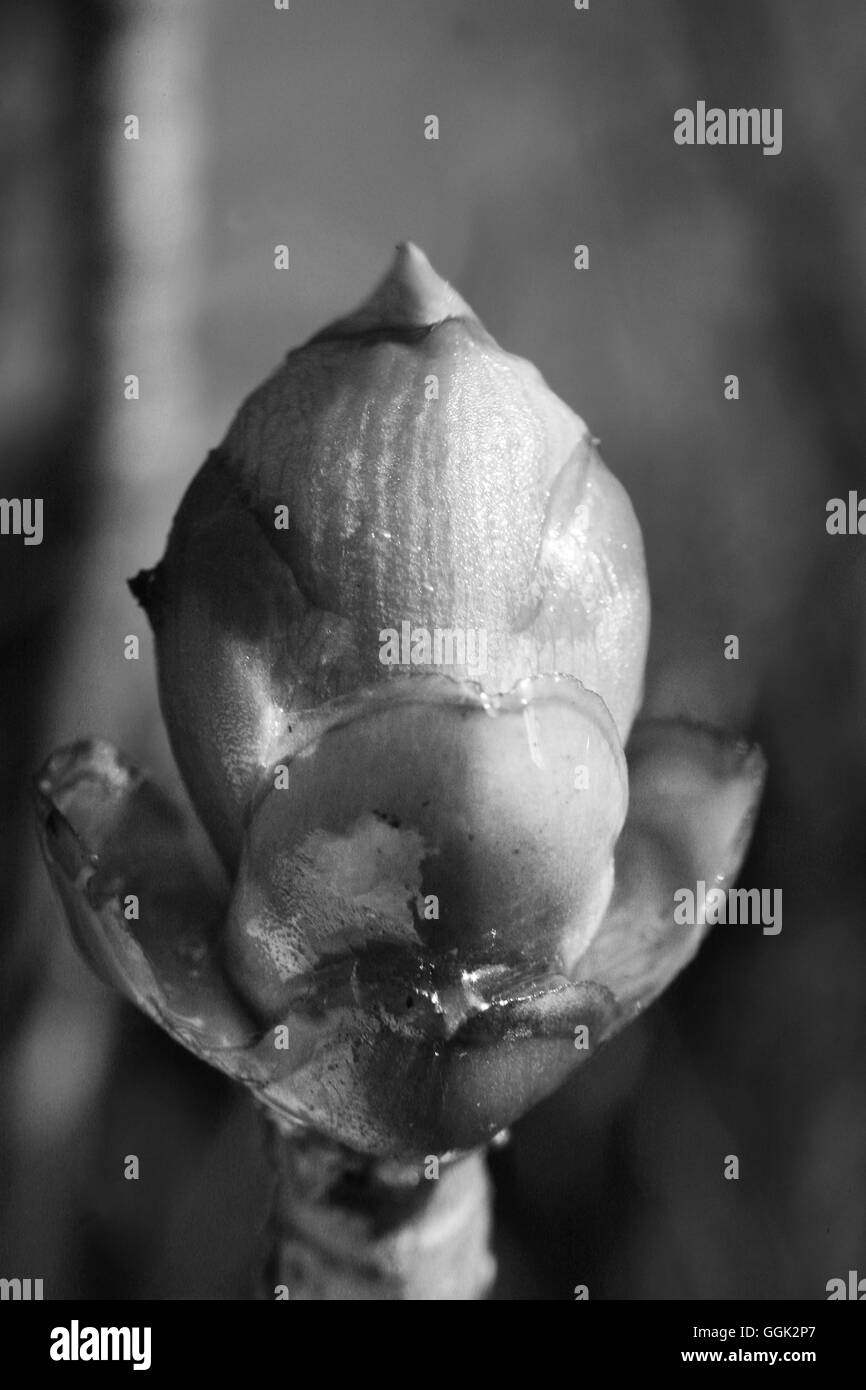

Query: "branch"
<box><xmin>267</xmin><ymin>1123</ymin><xmax>495</xmax><ymax>1301</ymax></box>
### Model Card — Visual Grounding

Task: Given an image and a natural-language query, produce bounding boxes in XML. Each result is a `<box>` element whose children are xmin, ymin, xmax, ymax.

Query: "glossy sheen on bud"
<box><xmin>141</xmin><ymin>245</ymin><xmax>649</xmax><ymax>868</ymax></box>
<box><xmin>34</xmin><ymin>253</ymin><xmax>768</xmax><ymax>1163</ymax></box>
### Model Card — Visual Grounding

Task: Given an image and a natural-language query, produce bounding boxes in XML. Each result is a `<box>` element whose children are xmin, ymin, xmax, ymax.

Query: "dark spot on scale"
<box><xmin>406</xmin><ymin>996</ymin><xmax>414</xmax><ymax>1008</ymax></box>
<box><xmin>373</xmin><ymin>809</ymin><xmax>401</xmax><ymax>829</ymax></box>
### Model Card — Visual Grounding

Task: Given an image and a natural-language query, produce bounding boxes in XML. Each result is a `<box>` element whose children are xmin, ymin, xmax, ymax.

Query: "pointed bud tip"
<box><xmin>314</xmin><ymin>243</ymin><xmax>477</xmax><ymax>341</ymax></box>
<box><xmin>379</xmin><ymin>242</ymin><xmax>474</xmax><ymax>327</ymax></box>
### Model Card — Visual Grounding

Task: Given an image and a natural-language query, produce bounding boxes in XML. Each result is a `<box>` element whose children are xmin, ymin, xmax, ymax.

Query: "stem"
<box><xmin>266</xmin><ymin>1121</ymin><xmax>496</xmax><ymax>1300</ymax></box>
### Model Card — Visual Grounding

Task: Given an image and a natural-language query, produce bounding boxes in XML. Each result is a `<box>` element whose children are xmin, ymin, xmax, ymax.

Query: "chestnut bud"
<box><xmin>36</xmin><ymin>247</ymin><xmax>763</xmax><ymax>1160</ymax></box>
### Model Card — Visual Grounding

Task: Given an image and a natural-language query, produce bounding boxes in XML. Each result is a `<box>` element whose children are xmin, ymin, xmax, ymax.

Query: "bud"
<box><xmin>133</xmin><ymin>243</ymin><xmax>649</xmax><ymax>868</ymax></box>
<box><xmin>35</xmin><ymin>247</ymin><xmax>764</xmax><ymax>1162</ymax></box>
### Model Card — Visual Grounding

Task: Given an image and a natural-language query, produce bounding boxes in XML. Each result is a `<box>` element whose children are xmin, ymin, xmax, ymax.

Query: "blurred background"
<box><xmin>2</xmin><ymin>0</ymin><xmax>865</xmax><ymax>1299</ymax></box>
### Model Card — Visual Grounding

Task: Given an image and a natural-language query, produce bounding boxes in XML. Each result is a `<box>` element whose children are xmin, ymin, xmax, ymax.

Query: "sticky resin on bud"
<box><xmin>132</xmin><ymin>244</ymin><xmax>649</xmax><ymax>872</ymax></box>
